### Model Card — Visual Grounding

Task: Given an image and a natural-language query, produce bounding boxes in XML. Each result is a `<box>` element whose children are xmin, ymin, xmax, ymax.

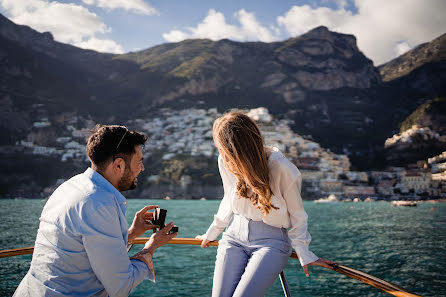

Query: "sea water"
<box><xmin>0</xmin><ymin>199</ymin><xmax>445</xmax><ymax>297</ymax></box>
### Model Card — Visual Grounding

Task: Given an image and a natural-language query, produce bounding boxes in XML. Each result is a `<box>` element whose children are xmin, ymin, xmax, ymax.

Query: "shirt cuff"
<box><xmin>131</xmin><ymin>258</ymin><xmax>156</xmax><ymax>283</ymax></box>
<box><xmin>294</xmin><ymin>246</ymin><xmax>319</xmax><ymax>267</ymax></box>
<box><xmin>203</xmin><ymin>223</ymin><xmax>224</xmax><ymax>241</ymax></box>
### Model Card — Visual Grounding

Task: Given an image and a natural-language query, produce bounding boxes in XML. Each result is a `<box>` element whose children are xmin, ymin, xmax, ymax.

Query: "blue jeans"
<box><xmin>212</xmin><ymin>214</ymin><xmax>292</xmax><ymax>297</ymax></box>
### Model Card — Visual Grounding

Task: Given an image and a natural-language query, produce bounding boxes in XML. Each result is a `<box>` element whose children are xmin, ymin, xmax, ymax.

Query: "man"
<box><xmin>14</xmin><ymin>125</ymin><xmax>177</xmax><ymax>297</ymax></box>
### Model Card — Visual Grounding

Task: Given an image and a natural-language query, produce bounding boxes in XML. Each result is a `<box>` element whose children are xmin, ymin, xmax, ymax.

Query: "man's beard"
<box><xmin>118</xmin><ymin>167</ymin><xmax>137</xmax><ymax>192</ymax></box>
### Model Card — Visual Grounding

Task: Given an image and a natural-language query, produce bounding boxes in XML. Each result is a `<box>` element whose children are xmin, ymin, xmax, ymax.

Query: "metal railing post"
<box><xmin>279</xmin><ymin>271</ymin><xmax>292</xmax><ymax>297</ymax></box>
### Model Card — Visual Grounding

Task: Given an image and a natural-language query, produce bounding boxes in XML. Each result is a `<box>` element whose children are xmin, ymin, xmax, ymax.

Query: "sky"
<box><xmin>0</xmin><ymin>0</ymin><xmax>445</xmax><ymax>65</ymax></box>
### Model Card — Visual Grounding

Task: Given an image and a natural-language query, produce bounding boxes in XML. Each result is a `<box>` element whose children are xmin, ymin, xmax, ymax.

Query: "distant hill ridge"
<box><xmin>379</xmin><ymin>33</ymin><xmax>446</xmax><ymax>82</ymax></box>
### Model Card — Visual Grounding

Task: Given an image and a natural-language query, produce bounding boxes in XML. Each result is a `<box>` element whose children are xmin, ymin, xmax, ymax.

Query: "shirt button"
<box><xmin>123</xmin><ymin>201</ymin><xmax>127</xmax><ymax>205</ymax></box>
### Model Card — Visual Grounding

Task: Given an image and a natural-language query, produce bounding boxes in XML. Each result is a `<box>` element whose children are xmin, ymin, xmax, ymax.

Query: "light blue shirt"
<box><xmin>14</xmin><ymin>168</ymin><xmax>153</xmax><ymax>297</ymax></box>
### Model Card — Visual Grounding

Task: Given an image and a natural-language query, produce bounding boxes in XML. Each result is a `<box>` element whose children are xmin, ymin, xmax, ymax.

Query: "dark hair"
<box><xmin>87</xmin><ymin>125</ymin><xmax>147</xmax><ymax>170</ymax></box>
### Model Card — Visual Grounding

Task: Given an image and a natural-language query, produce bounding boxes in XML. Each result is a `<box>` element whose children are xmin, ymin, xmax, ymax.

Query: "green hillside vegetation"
<box><xmin>115</xmin><ymin>39</ymin><xmax>215</xmax><ymax>77</ymax></box>
<box><xmin>399</xmin><ymin>97</ymin><xmax>446</xmax><ymax>133</ymax></box>
<box><xmin>169</xmin><ymin>53</ymin><xmax>212</xmax><ymax>78</ymax></box>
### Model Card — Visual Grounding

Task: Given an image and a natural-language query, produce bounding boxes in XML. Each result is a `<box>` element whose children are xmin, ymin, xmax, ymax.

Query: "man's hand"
<box><xmin>144</xmin><ymin>222</ymin><xmax>178</xmax><ymax>254</ymax></box>
<box><xmin>195</xmin><ymin>234</ymin><xmax>211</xmax><ymax>248</ymax></box>
<box><xmin>302</xmin><ymin>258</ymin><xmax>336</xmax><ymax>277</ymax></box>
<box><xmin>128</xmin><ymin>205</ymin><xmax>159</xmax><ymax>242</ymax></box>
<box><xmin>131</xmin><ymin>223</ymin><xmax>177</xmax><ymax>273</ymax></box>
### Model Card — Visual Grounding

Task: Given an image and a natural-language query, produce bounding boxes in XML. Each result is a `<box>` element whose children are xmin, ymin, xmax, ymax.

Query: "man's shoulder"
<box><xmin>47</xmin><ymin>172</ymin><xmax>117</xmax><ymax>212</ymax></box>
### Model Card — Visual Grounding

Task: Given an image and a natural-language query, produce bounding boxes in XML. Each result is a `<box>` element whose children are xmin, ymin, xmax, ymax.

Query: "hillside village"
<box><xmin>16</xmin><ymin>106</ymin><xmax>446</xmax><ymax>200</ymax></box>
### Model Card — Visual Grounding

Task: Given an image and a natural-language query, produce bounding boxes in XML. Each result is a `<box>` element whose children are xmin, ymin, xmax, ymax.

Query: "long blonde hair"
<box><xmin>213</xmin><ymin>111</ymin><xmax>278</xmax><ymax>216</ymax></box>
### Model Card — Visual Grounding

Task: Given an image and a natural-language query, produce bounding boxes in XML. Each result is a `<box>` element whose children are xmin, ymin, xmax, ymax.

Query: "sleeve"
<box><xmin>281</xmin><ymin>168</ymin><xmax>319</xmax><ymax>267</ymax></box>
<box><xmin>81</xmin><ymin>204</ymin><xmax>154</xmax><ymax>297</ymax></box>
<box><xmin>203</xmin><ymin>155</ymin><xmax>234</xmax><ymax>241</ymax></box>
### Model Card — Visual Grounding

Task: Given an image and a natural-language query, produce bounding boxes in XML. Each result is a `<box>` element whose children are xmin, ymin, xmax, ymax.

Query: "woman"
<box><xmin>196</xmin><ymin>111</ymin><xmax>334</xmax><ymax>297</ymax></box>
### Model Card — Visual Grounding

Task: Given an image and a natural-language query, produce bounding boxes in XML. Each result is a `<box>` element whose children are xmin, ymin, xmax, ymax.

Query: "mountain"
<box><xmin>377</xmin><ymin>32</ymin><xmax>446</xmax><ymax>117</ymax></box>
<box><xmin>0</xmin><ymin>12</ymin><xmax>445</xmax><ymax>197</ymax></box>
<box><xmin>116</xmin><ymin>26</ymin><xmax>381</xmax><ymax>107</ymax></box>
<box><xmin>0</xmin><ymin>13</ymin><xmax>380</xmax><ymax>117</ymax></box>
<box><xmin>0</xmin><ymin>14</ymin><xmax>387</xmax><ymax>155</ymax></box>
<box><xmin>378</xmin><ymin>34</ymin><xmax>446</xmax><ymax>165</ymax></box>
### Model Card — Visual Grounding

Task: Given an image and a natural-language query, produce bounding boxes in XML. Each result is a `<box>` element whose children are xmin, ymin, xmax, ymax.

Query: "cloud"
<box><xmin>76</xmin><ymin>37</ymin><xmax>124</xmax><ymax>53</ymax></box>
<box><xmin>0</xmin><ymin>0</ymin><xmax>124</xmax><ymax>53</ymax></box>
<box><xmin>277</xmin><ymin>5</ymin><xmax>352</xmax><ymax>36</ymax></box>
<box><xmin>81</xmin><ymin>0</ymin><xmax>158</xmax><ymax>16</ymax></box>
<box><xmin>162</xmin><ymin>9</ymin><xmax>278</xmax><ymax>43</ymax></box>
<box><xmin>277</xmin><ymin>0</ymin><xmax>446</xmax><ymax>65</ymax></box>
<box><xmin>395</xmin><ymin>42</ymin><xmax>412</xmax><ymax>56</ymax></box>
<box><xmin>235</xmin><ymin>9</ymin><xmax>276</xmax><ymax>42</ymax></box>
<box><xmin>162</xmin><ymin>30</ymin><xmax>189</xmax><ymax>43</ymax></box>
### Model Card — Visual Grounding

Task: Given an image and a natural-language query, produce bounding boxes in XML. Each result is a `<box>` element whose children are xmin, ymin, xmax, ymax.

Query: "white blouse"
<box><xmin>204</xmin><ymin>147</ymin><xmax>319</xmax><ymax>266</ymax></box>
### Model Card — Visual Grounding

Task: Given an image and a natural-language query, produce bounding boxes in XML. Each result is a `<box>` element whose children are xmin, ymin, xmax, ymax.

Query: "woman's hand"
<box><xmin>128</xmin><ymin>205</ymin><xmax>159</xmax><ymax>242</ymax></box>
<box><xmin>302</xmin><ymin>258</ymin><xmax>337</xmax><ymax>277</ymax></box>
<box><xmin>195</xmin><ymin>234</ymin><xmax>211</xmax><ymax>248</ymax></box>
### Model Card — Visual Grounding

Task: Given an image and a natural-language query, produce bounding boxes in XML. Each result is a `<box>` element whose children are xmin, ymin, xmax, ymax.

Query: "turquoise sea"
<box><xmin>0</xmin><ymin>199</ymin><xmax>445</xmax><ymax>297</ymax></box>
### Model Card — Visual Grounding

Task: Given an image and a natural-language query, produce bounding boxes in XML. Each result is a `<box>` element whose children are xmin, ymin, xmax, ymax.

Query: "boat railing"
<box><xmin>0</xmin><ymin>237</ymin><xmax>422</xmax><ymax>297</ymax></box>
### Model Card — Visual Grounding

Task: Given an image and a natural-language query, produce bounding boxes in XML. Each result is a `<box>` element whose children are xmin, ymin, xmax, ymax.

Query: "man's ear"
<box><xmin>112</xmin><ymin>158</ymin><xmax>126</xmax><ymax>175</ymax></box>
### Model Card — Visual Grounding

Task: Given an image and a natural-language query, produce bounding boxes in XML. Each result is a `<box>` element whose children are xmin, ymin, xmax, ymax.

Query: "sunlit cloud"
<box><xmin>395</xmin><ymin>42</ymin><xmax>412</xmax><ymax>56</ymax></box>
<box><xmin>76</xmin><ymin>37</ymin><xmax>124</xmax><ymax>53</ymax></box>
<box><xmin>162</xmin><ymin>9</ymin><xmax>278</xmax><ymax>43</ymax></box>
<box><xmin>81</xmin><ymin>0</ymin><xmax>158</xmax><ymax>16</ymax></box>
<box><xmin>0</xmin><ymin>0</ymin><xmax>124</xmax><ymax>53</ymax></box>
<box><xmin>162</xmin><ymin>30</ymin><xmax>189</xmax><ymax>43</ymax></box>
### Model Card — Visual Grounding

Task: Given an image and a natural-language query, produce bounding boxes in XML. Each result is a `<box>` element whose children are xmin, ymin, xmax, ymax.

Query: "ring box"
<box><xmin>153</xmin><ymin>208</ymin><xmax>178</xmax><ymax>234</ymax></box>
<box><xmin>153</xmin><ymin>208</ymin><xmax>167</xmax><ymax>228</ymax></box>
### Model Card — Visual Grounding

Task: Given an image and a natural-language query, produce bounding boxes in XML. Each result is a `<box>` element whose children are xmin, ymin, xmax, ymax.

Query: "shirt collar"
<box><xmin>84</xmin><ymin>167</ymin><xmax>128</xmax><ymax>213</ymax></box>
